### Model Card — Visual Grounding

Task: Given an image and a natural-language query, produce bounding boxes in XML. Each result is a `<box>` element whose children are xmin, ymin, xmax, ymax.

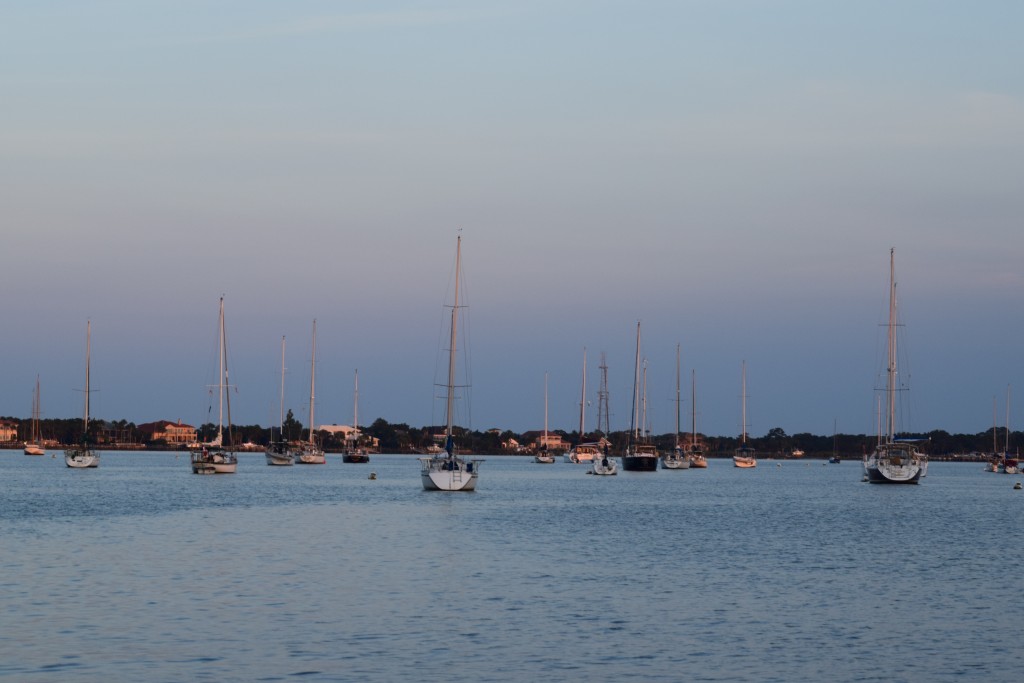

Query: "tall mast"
<box><xmin>642</xmin><ymin>358</ymin><xmax>649</xmax><ymax>439</ymax></box>
<box><xmin>84</xmin><ymin>320</ymin><xmax>91</xmax><ymax>436</ymax></box>
<box><xmin>445</xmin><ymin>236</ymin><xmax>461</xmax><ymax>447</ymax></box>
<box><xmin>691</xmin><ymin>369</ymin><xmax>697</xmax><ymax>449</ymax></box>
<box><xmin>309</xmin><ymin>319</ymin><xmax>317</xmax><ymax>445</ymax></box>
<box><xmin>1006</xmin><ymin>384</ymin><xmax>1011</xmax><ymax>454</ymax></box>
<box><xmin>354</xmin><ymin>369</ymin><xmax>360</xmax><ymax>434</ymax></box>
<box><xmin>886</xmin><ymin>248</ymin><xmax>897</xmax><ymax>444</ymax></box>
<box><xmin>544</xmin><ymin>372</ymin><xmax>548</xmax><ymax>443</ymax></box>
<box><xmin>597</xmin><ymin>353</ymin><xmax>610</xmax><ymax>435</ymax></box>
<box><xmin>222</xmin><ymin>297</ymin><xmax>233</xmax><ymax>448</ymax></box>
<box><xmin>578</xmin><ymin>348</ymin><xmax>588</xmax><ymax>440</ymax></box>
<box><xmin>675</xmin><ymin>344</ymin><xmax>681</xmax><ymax>450</ymax></box>
<box><xmin>279</xmin><ymin>336</ymin><xmax>286</xmax><ymax>435</ymax></box>
<box><xmin>630</xmin><ymin>322</ymin><xmax>641</xmax><ymax>443</ymax></box>
<box><xmin>994</xmin><ymin>395</ymin><xmax>998</xmax><ymax>454</ymax></box>
<box><xmin>741</xmin><ymin>360</ymin><xmax>747</xmax><ymax>445</ymax></box>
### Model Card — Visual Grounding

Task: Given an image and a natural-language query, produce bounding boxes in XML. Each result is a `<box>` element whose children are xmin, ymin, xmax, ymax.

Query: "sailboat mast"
<box><xmin>886</xmin><ymin>248</ymin><xmax>897</xmax><ymax>444</ymax></box>
<box><xmin>34</xmin><ymin>375</ymin><xmax>41</xmax><ymax>441</ymax></box>
<box><xmin>741</xmin><ymin>360</ymin><xmax>747</xmax><ymax>446</ymax></box>
<box><xmin>675</xmin><ymin>344</ymin><xmax>681</xmax><ymax>450</ymax></box>
<box><xmin>84</xmin><ymin>320</ymin><xmax>91</xmax><ymax>435</ymax></box>
<box><xmin>630</xmin><ymin>322</ymin><xmax>641</xmax><ymax>442</ymax></box>
<box><xmin>354</xmin><ymin>369</ymin><xmax>360</xmax><ymax>434</ymax></box>
<box><xmin>222</xmin><ymin>298</ymin><xmax>233</xmax><ymax>448</ymax></box>
<box><xmin>642</xmin><ymin>359</ymin><xmax>649</xmax><ymax>439</ymax></box>
<box><xmin>309</xmin><ymin>319</ymin><xmax>317</xmax><ymax>445</ymax></box>
<box><xmin>578</xmin><ymin>348</ymin><xmax>588</xmax><ymax>439</ymax></box>
<box><xmin>544</xmin><ymin>372</ymin><xmax>549</xmax><ymax>443</ymax></box>
<box><xmin>691</xmin><ymin>370</ymin><xmax>697</xmax><ymax>449</ymax></box>
<box><xmin>994</xmin><ymin>396</ymin><xmax>998</xmax><ymax>454</ymax></box>
<box><xmin>279</xmin><ymin>336</ymin><xmax>286</xmax><ymax>435</ymax></box>
<box><xmin>597</xmin><ymin>353</ymin><xmax>610</xmax><ymax>435</ymax></box>
<box><xmin>1006</xmin><ymin>384</ymin><xmax>1011</xmax><ymax>453</ymax></box>
<box><xmin>446</xmin><ymin>236</ymin><xmax>461</xmax><ymax>444</ymax></box>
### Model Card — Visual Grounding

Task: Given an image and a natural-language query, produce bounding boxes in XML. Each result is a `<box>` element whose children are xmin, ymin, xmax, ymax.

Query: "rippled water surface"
<box><xmin>2</xmin><ymin>453</ymin><xmax>1020</xmax><ymax>682</ymax></box>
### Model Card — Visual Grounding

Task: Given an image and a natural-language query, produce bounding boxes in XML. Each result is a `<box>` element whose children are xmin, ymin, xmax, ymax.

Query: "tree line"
<box><xmin>1</xmin><ymin>414</ymin><xmax>1017</xmax><ymax>457</ymax></box>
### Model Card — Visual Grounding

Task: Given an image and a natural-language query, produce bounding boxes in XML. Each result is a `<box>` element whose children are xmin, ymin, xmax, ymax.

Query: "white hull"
<box><xmin>264</xmin><ymin>446</ymin><xmax>294</xmax><ymax>466</ymax></box>
<box><xmin>296</xmin><ymin>450</ymin><xmax>326</xmax><ymax>465</ymax></box>
<box><xmin>564</xmin><ymin>443</ymin><xmax>600</xmax><ymax>463</ymax></box>
<box><xmin>191</xmin><ymin>450</ymin><xmax>237</xmax><ymax>474</ymax></box>
<box><xmin>24</xmin><ymin>444</ymin><xmax>45</xmax><ymax>456</ymax></box>
<box><xmin>662</xmin><ymin>451</ymin><xmax>691</xmax><ymax>469</ymax></box>
<box><xmin>534</xmin><ymin>453</ymin><xmax>555</xmax><ymax>464</ymax></box>
<box><xmin>864</xmin><ymin>444</ymin><xmax>926</xmax><ymax>484</ymax></box>
<box><xmin>590</xmin><ymin>455</ymin><xmax>618</xmax><ymax>476</ymax></box>
<box><xmin>419</xmin><ymin>456</ymin><xmax>481</xmax><ymax>491</ymax></box>
<box><xmin>733</xmin><ymin>455</ymin><xmax>757</xmax><ymax>468</ymax></box>
<box><xmin>64</xmin><ymin>449</ymin><xmax>99</xmax><ymax>468</ymax></box>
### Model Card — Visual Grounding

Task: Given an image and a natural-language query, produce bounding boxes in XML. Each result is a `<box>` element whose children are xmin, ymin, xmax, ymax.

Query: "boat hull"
<box><xmin>342</xmin><ymin>452</ymin><xmax>370</xmax><ymax>463</ymax></box>
<box><xmin>533</xmin><ymin>454</ymin><xmax>555</xmax><ymax>464</ymax></box>
<box><xmin>563</xmin><ymin>443</ymin><xmax>600</xmax><ymax>463</ymax></box>
<box><xmin>24</xmin><ymin>444</ymin><xmax>45</xmax><ymax>456</ymax></box>
<box><xmin>265</xmin><ymin>447</ymin><xmax>294</xmax><ymax>466</ymax></box>
<box><xmin>419</xmin><ymin>456</ymin><xmax>481</xmax><ymax>491</ymax></box>
<box><xmin>733</xmin><ymin>456</ymin><xmax>757</xmax><ymax>468</ymax></box>
<box><xmin>864</xmin><ymin>444</ymin><xmax>926</xmax><ymax>484</ymax></box>
<box><xmin>661</xmin><ymin>453</ymin><xmax>691</xmax><ymax>469</ymax></box>
<box><xmin>191</xmin><ymin>450</ymin><xmax>237</xmax><ymax>474</ymax></box>
<box><xmin>590</xmin><ymin>456</ymin><xmax>618</xmax><ymax>475</ymax></box>
<box><xmin>64</xmin><ymin>449</ymin><xmax>99</xmax><ymax>468</ymax></box>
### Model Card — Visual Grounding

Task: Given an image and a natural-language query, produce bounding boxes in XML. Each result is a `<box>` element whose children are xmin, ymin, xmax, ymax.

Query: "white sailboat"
<box><xmin>265</xmin><ymin>336</ymin><xmax>294</xmax><ymax>466</ymax></box>
<box><xmin>999</xmin><ymin>385</ymin><xmax>1017</xmax><ymax>474</ymax></box>
<box><xmin>343</xmin><ymin>370</ymin><xmax>370</xmax><ymax>463</ymax></box>
<box><xmin>65</xmin><ymin>321</ymin><xmax>99</xmax><ymax>468</ymax></box>
<box><xmin>733</xmin><ymin>361</ymin><xmax>756</xmax><ymax>468</ymax></box>
<box><xmin>534</xmin><ymin>373</ymin><xmax>555</xmax><ymax>463</ymax></box>
<box><xmin>662</xmin><ymin>344</ymin><xmax>691</xmax><ymax>470</ymax></box>
<box><xmin>295</xmin><ymin>319</ymin><xmax>326</xmax><ymax>465</ymax></box>
<box><xmin>24</xmin><ymin>375</ymin><xmax>45</xmax><ymax>456</ymax></box>
<box><xmin>564</xmin><ymin>349</ymin><xmax>600</xmax><ymax>464</ymax></box>
<box><xmin>863</xmin><ymin>249</ymin><xmax>927</xmax><ymax>484</ymax></box>
<box><xmin>686</xmin><ymin>369</ymin><xmax>708</xmax><ymax>468</ymax></box>
<box><xmin>191</xmin><ymin>297</ymin><xmax>238</xmax><ymax>474</ymax></box>
<box><xmin>622</xmin><ymin>322</ymin><xmax>659</xmax><ymax>471</ymax></box>
<box><xmin>419</xmin><ymin>235</ymin><xmax>483</xmax><ymax>491</ymax></box>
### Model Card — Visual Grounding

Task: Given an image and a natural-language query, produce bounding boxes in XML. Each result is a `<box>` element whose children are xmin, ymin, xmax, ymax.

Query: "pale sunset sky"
<box><xmin>2</xmin><ymin>1</ymin><xmax>1023</xmax><ymax>438</ymax></box>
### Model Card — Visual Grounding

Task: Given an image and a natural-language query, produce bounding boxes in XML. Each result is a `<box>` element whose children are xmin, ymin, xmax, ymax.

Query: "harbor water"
<box><xmin>1</xmin><ymin>453</ymin><xmax>1019</xmax><ymax>682</ymax></box>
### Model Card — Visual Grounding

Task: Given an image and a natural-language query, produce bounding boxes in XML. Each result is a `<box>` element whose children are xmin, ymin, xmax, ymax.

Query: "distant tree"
<box><xmin>282</xmin><ymin>409</ymin><xmax>303</xmax><ymax>441</ymax></box>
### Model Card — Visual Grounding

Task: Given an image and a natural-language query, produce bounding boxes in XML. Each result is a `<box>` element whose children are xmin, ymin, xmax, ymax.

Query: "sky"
<box><xmin>2</xmin><ymin>1</ymin><xmax>1023</xmax><ymax>439</ymax></box>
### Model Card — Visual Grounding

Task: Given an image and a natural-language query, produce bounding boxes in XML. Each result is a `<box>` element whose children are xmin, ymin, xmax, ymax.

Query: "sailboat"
<box><xmin>419</xmin><ymin>235</ymin><xmax>483</xmax><ymax>491</ymax></box>
<box><xmin>828</xmin><ymin>419</ymin><xmax>841</xmax><ymax>463</ymax></box>
<box><xmin>733</xmin><ymin>361</ymin><xmax>757</xmax><ymax>468</ymax></box>
<box><xmin>190</xmin><ymin>297</ymin><xmax>238</xmax><ymax>474</ymax></box>
<box><xmin>534</xmin><ymin>373</ymin><xmax>555</xmax><ymax>464</ymax></box>
<box><xmin>24</xmin><ymin>375</ymin><xmax>45</xmax><ymax>456</ymax></box>
<box><xmin>564</xmin><ymin>349</ymin><xmax>601</xmax><ymax>464</ymax></box>
<box><xmin>295</xmin><ymin>320</ymin><xmax>326</xmax><ymax>465</ymax></box>
<box><xmin>999</xmin><ymin>385</ymin><xmax>1016</xmax><ymax>474</ymax></box>
<box><xmin>622</xmin><ymin>322</ymin><xmax>659</xmax><ymax>471</ymax></box>
<box><xmin>863</xmin><ymin>249</ymin><xmax>927</xmax><ymax>484</ymax></box>
<box><xmin>342</xmin><ymin>370</ymin><xmax>370</xmax><ymax>463</ymax></box>
<box><xmin>64</xmin><ymin>321</ymin><xmax>100</xmax><ymax>468</ymax></box>
<box><xmin>685</xmin><ymin>370</ymin><xmax>708</xmax><ymax>468</ymax></box>
<box><xmin>662</xmin><ymin>344</ymin><xmax>691</xmax><ymax>469</ymax></box>
<box><xmin>265</xmin><ymin>336</ymin><xmax>294</xmax><ymax>466</ymax></box>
